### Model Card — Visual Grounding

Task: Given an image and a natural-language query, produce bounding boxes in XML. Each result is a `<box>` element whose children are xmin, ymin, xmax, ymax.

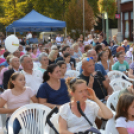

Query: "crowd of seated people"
<box><xmin>0</xmin><ymin>32</ymin><xmax>134</xmax><ymax>134</ymax></box>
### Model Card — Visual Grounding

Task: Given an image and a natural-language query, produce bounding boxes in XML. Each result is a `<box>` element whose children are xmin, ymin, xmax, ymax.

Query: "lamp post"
<box><xmin>83</xmin><ymin>0</ymin><xmax>85</xmax><ymax>37</ymax></box>
<box><xmin>133</xmin><ymin>0</ymin><xmax>134</xmax><ymax>42</ymax></box>
<box><xmin>106</xmin><ymin>0</ymin><xmax>109</xmax><ymax>43</ymax></box>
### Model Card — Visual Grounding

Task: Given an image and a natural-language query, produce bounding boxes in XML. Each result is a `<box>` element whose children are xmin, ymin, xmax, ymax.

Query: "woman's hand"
<box><xmin>87</xmin><ymin>88</ymin><xmax>97</xmax><ymax>101</ymax></box>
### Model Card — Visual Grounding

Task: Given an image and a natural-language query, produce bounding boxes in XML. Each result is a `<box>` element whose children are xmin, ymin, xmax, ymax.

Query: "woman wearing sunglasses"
<box><xmin>59</xmin><ymin>77</ymin><xmax>113</xmax><ymax>134</ymax></box>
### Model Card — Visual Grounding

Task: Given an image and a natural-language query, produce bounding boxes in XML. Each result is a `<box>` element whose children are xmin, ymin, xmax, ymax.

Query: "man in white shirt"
<box><xmin>20</xmin><ymin>55</ymin><xmax>43</xmax><ymax>95</ymax></box>
<box><xmin>56</xmin><ymin>34</ymin><xmax>62</xmax><ymax>46</ymax></box>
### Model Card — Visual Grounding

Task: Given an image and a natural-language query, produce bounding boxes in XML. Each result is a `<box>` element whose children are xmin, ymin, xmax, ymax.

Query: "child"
<box><xmin>115</xmin><ymin>94</ymin><xmax>134</xmax><ymax>134</ymax></box>
<box><xmin>112</xmin><ymin>51</ymin><xmax>129</xmax><ymax>74</ymax></box>
<box><xmin>63</xmin><ymin>52</ymin><xmax>75</xmax><ymax>70</ymax></box>
<box><xmin>0</xmin><ymin>72</ymin><xmax>38</xmax><ymax>134</ymax></box>
<box><xmin>56</xmin><ymin>61</ymin><xmax>67</xmax><ymax>79</ymax></box>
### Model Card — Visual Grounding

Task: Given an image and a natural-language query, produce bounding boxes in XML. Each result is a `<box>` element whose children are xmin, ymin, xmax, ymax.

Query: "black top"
<box><xmin>78</xmin><ymin>72</ymin><xmax>107</xmax><ymax>100</ymax></box>
<box><xmin>49</xmin><ymin>59</ymin><xmax>55</xmax><ymax>65</ymax></box>
<box><xmin>55</xmin><ymin>57</ymin><xmax>76</xmax><ymax>67</ymax></box>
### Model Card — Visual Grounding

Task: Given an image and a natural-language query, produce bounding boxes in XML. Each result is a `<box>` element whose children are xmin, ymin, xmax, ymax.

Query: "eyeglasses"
<box><xmin>86</xmin><ymin>57</ymin><xmax>93</xmax><ymax>62</ymax></box>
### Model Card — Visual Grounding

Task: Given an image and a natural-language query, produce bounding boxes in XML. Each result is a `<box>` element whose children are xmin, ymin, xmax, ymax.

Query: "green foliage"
<box><xmin>98</xmin><ymin>0</ymin><xmax>117</xmax><ymax>19</ymax></box>
<box><xmin>65</xmin><ymin>0</ymin><xmax>95</xmax><ymax>37</ymax></box>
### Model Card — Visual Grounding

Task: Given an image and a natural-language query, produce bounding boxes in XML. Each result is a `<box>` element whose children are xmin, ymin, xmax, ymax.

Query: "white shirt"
<box><xmin>56</xmin><ymin>37</ymin><xmax>62</xmax><ymax>45</ymax></box>
<box><xmin>59</xmin><ymin>101</ymin><xmax>100</xmax><ymax>133</ymax></box>
<box><xmin>83</xmin><ymin>41</ymin><xmax>89</xmax><ymax>46</ymax></box>
<box><xmin>88</xmin><ymin>39</ymin><xmax>93</xmax><ymax>44</ymax></box>
<box><xmin>116</xmin><ymin>117</ymin><xmax>134</xmax><ymax>134</ymax></box>
<box><xmin>20</xmin><ymin>70</ymin><xmax>43</xmax><ymax>95</ymax></box>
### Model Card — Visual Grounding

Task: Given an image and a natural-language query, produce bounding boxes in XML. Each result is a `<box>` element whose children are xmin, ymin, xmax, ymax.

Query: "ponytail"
<box><xmin>43</xmin><ymin>64</ymin><xmax>58</xmax><ymax>83</ymax></box>
<box><xmin>8</xmin><ymin>78</ymin><xmax>14</xmax><ymax>89</ymax></box>
<box><xmin>43</xmin><ymin>71</ymin><xmax>50</xmax><ymax>83</ymax></box>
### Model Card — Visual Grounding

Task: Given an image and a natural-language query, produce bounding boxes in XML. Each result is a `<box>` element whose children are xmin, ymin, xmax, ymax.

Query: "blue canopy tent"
<box><xmin>6</xmin><ymin>10</ymin><xmax>67</xmax><ymax>34</ymax></box>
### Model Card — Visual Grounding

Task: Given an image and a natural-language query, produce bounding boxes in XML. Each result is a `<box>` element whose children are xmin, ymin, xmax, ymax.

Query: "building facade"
<box><xmin>120</xmin><ymin>0</ymin><xmax>133</xmax><ymax>41</ymax></box>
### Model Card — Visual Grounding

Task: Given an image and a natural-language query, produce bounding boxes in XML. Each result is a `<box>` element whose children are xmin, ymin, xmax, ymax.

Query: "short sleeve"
<box><xmin>0</xmin><ymin>89</ymin><xmax>10</xmax><ymax>101</ymax></box>
<box><xmin>59</xmin><ymin>104</ymin><xmax>69</xmax><ymax>121</ymax></box>
<box><xmin>98</xmin><ymin>64</ymin><xmax>107</xmax><ymax>76</ymax></box>
<box><xmin>112</xmin><ymin>63</ymin><xmax>118</xmax><ymax>70</ymax></box>
<box><xmin>125</xmin><ymin>61</ymin><xmax>129</xmax><ymax>69</ymax></box>
<box><xmin>92</xmin><ymin>102</ymin><xmax>100</xmax><ymax>117</ymax></box>
<box><xmin>26</xmin><ymin>87</ymin><xmax>35</xmax><ymax>97</ymax></box>
<box><xmin>115</xmin><ymin>117</ymin><xmax>127</xmax><ymax>128</ymax></box>
<box><xmin>36</xmin><ymin>83</ymin><xmax>47</xmax><ymax>99</ymax></box>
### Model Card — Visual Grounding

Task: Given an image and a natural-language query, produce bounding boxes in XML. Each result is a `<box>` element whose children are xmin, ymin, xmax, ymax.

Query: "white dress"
<box><xmin>59</xmin><ymin>101</ymin><xmax>100</xmax><ymax>133</ymax></box>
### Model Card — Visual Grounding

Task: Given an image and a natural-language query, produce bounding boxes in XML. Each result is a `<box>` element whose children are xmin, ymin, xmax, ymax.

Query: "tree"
<box><xmin>0</xmin><ymin>0</ymin><xmax>26</xmax><ymax>26</ymax></box>
<box><xmin>65</xmin><ymin>0</ymin><xmax>95</xmax><ymax>37</ymax></box>
<box><xmin>98</xmin><ymin>0</ymin><xmax>117</xmax><ymax>19</ymax></box>
<box><xmin>31</xmin><ymin>0</ymin><xmax>71</xmax><ymax>20</ymax></box>
<box><xmin>87</xmin><ymin>0</ymin><xmax>99</xmax><ymax>17</ymax></box>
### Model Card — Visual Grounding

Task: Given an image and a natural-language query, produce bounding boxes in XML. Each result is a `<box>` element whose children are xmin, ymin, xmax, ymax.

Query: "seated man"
<box><xmin>78</xmin><ymin>57</ymin><xmax>113</xmax><ymax>101</ymax></box>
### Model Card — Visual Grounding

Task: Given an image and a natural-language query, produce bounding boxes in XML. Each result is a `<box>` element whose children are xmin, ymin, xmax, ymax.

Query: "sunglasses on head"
<box><xmin>86</xmin><ymin>57</ymin><xmax>93</xmax><ymax>62</ymax></box>
<box><xmin>70</xmin><ymin>77</ymin><xmax>81</xmax><ymax>86</ymax></box>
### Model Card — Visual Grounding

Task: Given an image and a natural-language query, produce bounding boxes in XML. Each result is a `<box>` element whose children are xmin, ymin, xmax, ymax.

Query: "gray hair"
<box><xmin>38</xmin><ymin>52</ymin><xmax>48</xmax><ymax>62</ymax></box>
<box><xmin>20</xmin><ymin>55</ymin><xmax>30</xmax><ymax>64</ymax></box>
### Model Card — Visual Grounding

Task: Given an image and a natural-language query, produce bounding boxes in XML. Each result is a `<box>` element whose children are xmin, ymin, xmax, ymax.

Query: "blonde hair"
<box><xmin>66</xmin><ymin>77</ymin><xmax>86</xmax><ymax>95</ymax></box>
<box><xmin>6</xmin><ymin>55</ymin><xmax>14</xmax><ymax>63</ymax></box>
<box><xmin>72</xmin><ymin>43</ymin><xmax>78</xmax><ymax>49</ymax></box>
<box><xmin>48</xmin><ymin>50</ymin><xmax>58</xmax><ymax>61</ymax></box>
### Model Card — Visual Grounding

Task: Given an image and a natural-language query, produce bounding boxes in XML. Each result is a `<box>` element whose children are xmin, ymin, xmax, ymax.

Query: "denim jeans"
<box><xmin>6</xmin><ymin>117</ymin><xmax>21</xmax><ymax>134</ymax></box>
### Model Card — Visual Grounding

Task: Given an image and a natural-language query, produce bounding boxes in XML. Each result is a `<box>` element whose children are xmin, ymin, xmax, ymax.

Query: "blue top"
<box><xmin>80</xmin><ymin>63</ymin><xmax>107</xmax><ymax>76</ymax></box>
<box><xmin>37</xmin><ymin>79</ymin><xmax>70</xmax><ymax>105</ymax></box>
<box><xmin>122</xmin><ymin>45</ymin><xmax>130</xmax><ymax>53</ymax></box>
<box><xmin>0</xmin><ymin>61</ymin><xmax>9</xmax><ymax>67</ymax></box>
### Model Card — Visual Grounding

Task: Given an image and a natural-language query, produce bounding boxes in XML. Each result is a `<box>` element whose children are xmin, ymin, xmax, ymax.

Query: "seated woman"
<box><xmin>98</xmin><ymin>51</ymin><xmax>112</xmax><ymax>73</ymax></box>
<box><xmin>59</xmin><ymin>77</ymin><xmax>113</xmax><ymax>134</ymax></box>
<box><xmin>115</xmin><ymin>94</ymin><xmax>134</xmax><ymax>134</ymax></box>
<box><xmin>48</xmin><ymin>50</ymin><xmax>58</xmax><ymax>65</ymax></box>
<box><xmin>72</xmin><ymin>43</ymin><xmax>82</xmax><ymax>59</ymax></box>
<box><xmin>0</xmin><ymin>72</ymin><xmax>38</xmax><ymax>134</ymax></box>
<box><xmin>31</xmin><ymin>47</ymin><xmax>38</xmax><ymax>62</ymax></box>
<box><xmin>37</xmin><ymin>64</ymin><xmax>70</xmax><ymax>109</ymax></box>
<box><xmin>37</xmin><ymin>52</ymin><xmax>49</xmax><ymax>73</ymax></box>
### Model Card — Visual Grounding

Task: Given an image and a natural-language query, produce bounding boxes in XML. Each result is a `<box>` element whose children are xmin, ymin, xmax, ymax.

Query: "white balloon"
<box><xmin>5</xmin><ymin>35</ymin><xmax>19</xmax><ymax>53</ymax></box>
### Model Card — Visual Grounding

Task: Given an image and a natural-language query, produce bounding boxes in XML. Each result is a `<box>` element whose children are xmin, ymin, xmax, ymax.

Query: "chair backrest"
<box><xmin>65</xmin><ymin>70</ymin><xmax>80</xmax><ymax>78</ymax></box>
<box><xmin>110</xmin><ymin>78</ymin><xmax>132</xmax><ymax>91</ymax></box>
<box><xmin>8</xmin><ymin>103</ymin><xmax>51</xmax><ymax>134</ymax></box>
<box><xmin>108</xmin><ymin>70</ymin><xmax>134</xmax><ymax>82</ymax></box>
<box><xmin>106</xmin><ymin>91</ymin><xmax>120</xmax><ymax>114</ymax></box>
<box><xmin>105</xmin><ymin>117</ymin><xmax>119</xmax><ymax>134</ymax></box>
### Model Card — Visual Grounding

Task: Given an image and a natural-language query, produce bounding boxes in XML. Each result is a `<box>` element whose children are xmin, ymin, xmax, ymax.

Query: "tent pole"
<box><xmin>65</xmin><ymin>27</ymin><xmax>67</xmax><ymax>37</ymax></box>
<box><xmin>13</xmin><ymin>28</ymin><xmax>16</xmax><ymax>35</ymax></box>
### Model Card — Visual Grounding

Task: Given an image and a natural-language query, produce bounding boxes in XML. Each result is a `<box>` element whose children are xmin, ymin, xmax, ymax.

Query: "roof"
<box><xmin>6</xmin><ymin>10</ymin><xmax>66</xmax><ymax>32</ymax></box>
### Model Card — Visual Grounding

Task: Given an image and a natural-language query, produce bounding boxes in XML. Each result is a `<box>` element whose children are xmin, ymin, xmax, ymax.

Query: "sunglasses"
<box><xmin>70</xmin><ymin>77</ymin><xmax>81</xmax><ymax>86</ymax></box>
<box><xmin>86</xmin><ymin>57</ymin><xmax>93</xmax><ymax>62</ymax></box>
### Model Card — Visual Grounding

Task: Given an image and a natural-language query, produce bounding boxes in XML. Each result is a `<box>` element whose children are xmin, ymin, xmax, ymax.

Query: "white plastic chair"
<box><xmin>50</xmin><ymin>114</ymin><xmax>59</xmax><ymax>134</ymax></box>
<box><xmin>110</xmin><ymin>78</ymin><xmax>132</xmax><ymax>91</ymax></box>
<box><xmin>0</xmin><ymin>114</ymin><xmax>7</xmax><ymax>134</ymax></box>
<box><xmin>108</xmin><ymin>70</ymin><xmax>134</xmax><ymax>82</ymax></box>
<box><xmin>8</xmin><ymin>103</ymin><xmax>51</xmax><ymax>134</ymax></box>
<box><xmin>106</xmin><ymin>91</ymin><xmax>120</xmax><ymax>114</ymax></box>
<box><xmin>65</xmin><ymin>70</ymin><xmax>80</xmax><ymax>78</ymax></box>
<box><xmin>104</xmin><ymin>117</ymin><xmax>119</xmax><ymax>134</ymax></box>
